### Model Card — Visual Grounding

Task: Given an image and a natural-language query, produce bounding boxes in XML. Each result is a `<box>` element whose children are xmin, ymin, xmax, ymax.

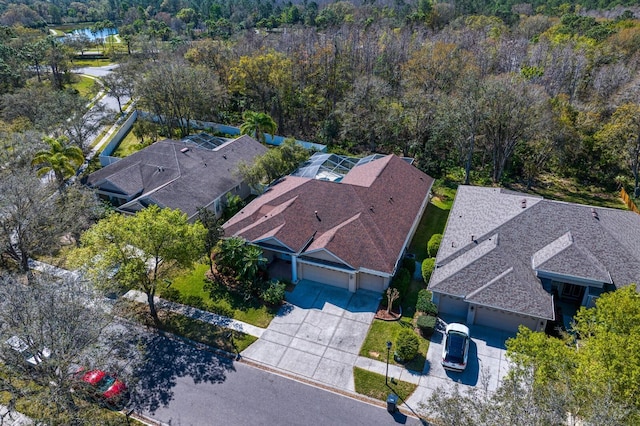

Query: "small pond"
<box><xmin>68</xmin><ymin>27</ymin><xmax>118</xmax><ymax>41</ymax></box>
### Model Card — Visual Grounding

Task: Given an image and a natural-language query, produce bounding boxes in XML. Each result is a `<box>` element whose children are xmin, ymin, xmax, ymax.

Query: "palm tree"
<box><xmin>240</xmin><ymin>245</ymin><xmax>267</xmax><ymax>281</ymax></box>
<box><xmin>240</xmin><ymin>111</ymin><xmax>277</xmax><ymax>144</ymax></box>
<box><xmin>31</xmin><ymin>136</ymin><xmax>85</xmax><ymax>191</ymax></box>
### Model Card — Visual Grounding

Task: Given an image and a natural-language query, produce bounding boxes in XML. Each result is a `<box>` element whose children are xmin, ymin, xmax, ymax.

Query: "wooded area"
<box><xmin>1</xmin><ymin>1</ymin><xmax>640</xmax><ymax>196</ymax></box>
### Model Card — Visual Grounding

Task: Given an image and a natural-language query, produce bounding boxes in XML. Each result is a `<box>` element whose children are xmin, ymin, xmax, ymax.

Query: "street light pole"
<box><xmin>385</xmin><ymin>341</ymin><xmax>392</xmax><ymax>385</ymax></box>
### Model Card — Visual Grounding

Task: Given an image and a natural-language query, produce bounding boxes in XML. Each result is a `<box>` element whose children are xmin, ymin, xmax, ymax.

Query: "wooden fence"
<box><xmin>620</xmin><ymin>187</ymin><xmax>640</xmax><ymax>214</ymax></box>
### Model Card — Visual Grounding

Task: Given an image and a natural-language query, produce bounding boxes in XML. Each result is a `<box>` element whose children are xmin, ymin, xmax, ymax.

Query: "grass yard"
<box><xmin>359</xmin><ymin>315</ymin><xmax>429</xmax><ymax>372</ymax></box>
<box><xmin>161</xmin><ymin>311</ymin><xmax>257</xmax><ymax>353</ymax></box>
<box><xmin>69</xmin><ymin>58</ymin><xmax>113</xmax><ymax>68</ymax></box>
<box><xmin>69</xmin><ymin>75</ymin><xmax>97</xmax><ymax>99</ymax></box>
<box><xmin>112</xmin><ymin>129</ymin><xmax>146</xmax><ymax>158</ymax></box>
<box><xmin>408</xmin><ymin>180</ymin><xmax>457</xmax><ymax>261</ymax></box>
<box><xmin>508</xmin><ymin>174</ymin><xmax>625</xmax><ymax>209</ymax></box>
<box><xmin>353</xmin><ymin>367</ymin><xmax>417</xmax><ymax>402</ymax></box>
<box><xmin>161</xmin><ymin>263</ymin><xmax>276</xmax><ymax>328</ymax></box>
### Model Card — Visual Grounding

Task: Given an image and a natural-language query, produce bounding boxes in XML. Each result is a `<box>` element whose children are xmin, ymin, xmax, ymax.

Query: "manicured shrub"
<box><xmin>395</xmin><ymin>329</ymin><xmax>420</xmax><ymax>363</ymax></box>
<box><xmin>416</xmin><ymin>289</ymin><xmax>437</xmax><ymax>316</ymax></box>
<box><xmin>391</xmin><ymin>268</ymin><xmax>411</xmax><ymax>296</ymax></box>
<box><xmin>417</xmin><ymin>315</ymin><xmax>437</xmax><ymax>337</ymax></box>
<box><xmin>261</xmin><ymin>280</ymin><xmax>286</xmax><ymax>305</ymax></box>
<box><xmin>421</xmin><ymin>258</ymin><xmax>435</xmax><ymax>284</ymax></box>
<box><xmin>427</xmin><ymin>234</ymin><xmax>443</xmax><ymax>257</ymax></box>
<box><xmin>401</xmin><ymin>257</ymin><xmax>416</xmax><ymax>277</ymax></box>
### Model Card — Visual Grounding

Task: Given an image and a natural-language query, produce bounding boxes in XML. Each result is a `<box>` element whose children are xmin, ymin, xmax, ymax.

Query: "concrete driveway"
<box><xmin>241</xmin><ymin>280</ymin><xmax>380</xmax><ymax>391</ymax></box>
<box><xmin>406</xmin><ymin>316</ymin><xmax>514</xmax><ymax>408</ymax></box>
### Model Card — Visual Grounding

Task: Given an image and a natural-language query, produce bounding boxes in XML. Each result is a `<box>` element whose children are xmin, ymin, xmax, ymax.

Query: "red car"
<box><xmin>79</xmin><ymin>369</ymin><xmax>128</xmax><ymax>406</ymax></box>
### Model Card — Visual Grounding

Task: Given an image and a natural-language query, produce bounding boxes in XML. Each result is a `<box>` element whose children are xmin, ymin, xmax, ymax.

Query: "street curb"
<box><xmin>236</xmin><ymin>356</ymin><xmax>427</xmax><ymax>423</ymax></box>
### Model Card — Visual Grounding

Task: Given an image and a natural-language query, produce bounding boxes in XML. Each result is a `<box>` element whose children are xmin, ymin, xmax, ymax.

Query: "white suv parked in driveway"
<box><xmin>5</xmin><ymin>336</ymin><xmax>51</xmax><ymax>366</ymax></box>
<box><xmin>441</xmin><ymin>323</ymin><xmax>470</xmax><ymax>372</ymax></box>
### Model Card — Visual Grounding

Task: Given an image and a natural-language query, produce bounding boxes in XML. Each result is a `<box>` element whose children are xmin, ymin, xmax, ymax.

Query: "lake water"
<box><xmin>69</xmin><ymin>27</ymin><xmax>118</xmax><ymax>41</ymax></box>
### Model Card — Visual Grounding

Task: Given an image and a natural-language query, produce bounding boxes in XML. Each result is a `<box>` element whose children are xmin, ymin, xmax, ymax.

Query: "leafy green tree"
<box><xmin>595</xmin><ymin>103</ymin><xmax>640</xmax><ymax>197</ymax></box>
<box><xmin>238</xmin><ymin>138</ymin><xmax>309</xmax><ymax>190</ymax></box>
<box><xmin>197</xmin><ymin>206</ymin><xmax>224</xmax><ymax>273</ymax></box>
<box><xmin>506</xmin><ymin>285</ymin><xmax>640</xmax><ymax>423</ymax></box>
<box><xmin>78</xmin><ymin>206</ymin><xmax>206</xmax><ymax>324</ymax></box>
<box><xmin>31</xmin><ymin>136</ymin><xmax>84</xmax><ymax>191</ymax></box>
<box><xmin>240</xmin><ymin>110</ymin><xmax>277</xmax><ymax>143</ymax></box>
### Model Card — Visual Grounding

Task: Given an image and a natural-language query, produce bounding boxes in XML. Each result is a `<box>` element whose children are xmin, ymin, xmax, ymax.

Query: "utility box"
<box><xmin>386</xmin><ymin>393</ymin><xmax>398</xmax><ymax>413</ymax></box>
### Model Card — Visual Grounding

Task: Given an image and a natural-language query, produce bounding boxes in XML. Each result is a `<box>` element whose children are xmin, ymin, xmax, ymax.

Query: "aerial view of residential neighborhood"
<box><xmin>1</xmin><ymin>0</ymin><xmax>639</xmax><ymax>424</ymax></box>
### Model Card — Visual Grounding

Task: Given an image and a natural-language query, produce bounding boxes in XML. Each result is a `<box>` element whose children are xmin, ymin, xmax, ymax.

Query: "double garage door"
<box><xmin>299</xmin><ymin>263</ymin><xmax>349</xmax><ymax>289</ymax></box>
<box><xmin>474</xmin><ymin>306</ymin><xmax>542</xmax><ymax>333</ymax></box>
<box><xmin>437</xmin><ymin>294</ymin><xmax>542</xmax><ymax>333</ymax></box>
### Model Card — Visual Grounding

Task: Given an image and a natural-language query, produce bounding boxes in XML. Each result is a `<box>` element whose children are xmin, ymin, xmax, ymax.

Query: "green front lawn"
<box><xmin>161</xmin><ymin>311</ymin><xmax>257</xmax><ymax>353</ymax></box>
<box><xmin>161</xmin><ymin>263</ymin><xmax>276</xmax><ymax>328</ymax></box>
<box><xmin>353</xmin><ymin>367</ymin><xmax>417</xmax><ymax>402</ymax></box>
<box><xmin>359</xmin><ymin>316</ymin><xmax>429</xmax><ymax>372</ymax></box>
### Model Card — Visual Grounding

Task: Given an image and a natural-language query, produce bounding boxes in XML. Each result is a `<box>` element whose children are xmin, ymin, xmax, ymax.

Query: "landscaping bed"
<box><xmin>159</xmin><ymin>263</ymin><xmax>277</xmax><ymax>328</ymax></box>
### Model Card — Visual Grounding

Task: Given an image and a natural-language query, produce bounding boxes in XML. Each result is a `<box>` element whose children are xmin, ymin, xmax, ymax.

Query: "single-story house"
<box><xmin>83</xmin><ymin>134</ymin><xmax>267</xmax><ymax>220</ymax></box>
<box><xmin>223</xmin><ymin>154</ymin><xmax>434</xmax><ymax>293</ymax></box>
<box><xmin>429</xmin><ymin>186</ymin><xmax>640</xmax><ymax>333</ymax></box>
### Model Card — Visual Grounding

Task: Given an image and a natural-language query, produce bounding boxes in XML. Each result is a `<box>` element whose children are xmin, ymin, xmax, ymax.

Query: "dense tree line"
<box><xmin>1</xmin><ymin>3</ymin><xmax>640</xmax><ymax>192</ymax></box>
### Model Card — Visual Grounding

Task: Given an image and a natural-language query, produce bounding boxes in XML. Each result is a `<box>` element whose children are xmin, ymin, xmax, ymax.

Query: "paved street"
<box><xmin>130</xmin><ymin>331</ymin><xmax>422</xmax><ymax>426</ymax></box>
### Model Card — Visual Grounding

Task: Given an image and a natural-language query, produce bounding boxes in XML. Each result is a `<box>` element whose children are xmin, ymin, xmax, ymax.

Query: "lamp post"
<box><xmin>385</xmin><ymin>341</ymin><xmax>392</xmax><ymax>385</ymax></box>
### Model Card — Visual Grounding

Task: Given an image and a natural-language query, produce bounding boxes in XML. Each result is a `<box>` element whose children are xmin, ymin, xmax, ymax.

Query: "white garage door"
<box><xmin>474</xmin><ymin>306</ymin><xmax>540</xmax><ymax>333</ymax></box>
<box><xmin>437</xmin><ymin>294</ymin><xmax>468</xmax><ymax>317</ymax></box>
<box><xmin>358</xmin><ymin>273</ymin><xmax>385</xmax><ymax>292</ymax></box>
<box><xmin>300</xmin><ymin>263</ymin><xmax>349</xmax><ymax>289</ymax></box>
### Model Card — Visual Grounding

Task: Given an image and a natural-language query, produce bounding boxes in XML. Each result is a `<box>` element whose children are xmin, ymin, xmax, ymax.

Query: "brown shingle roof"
<box><xmin>223</xmin><ymin>155</ymin><xmax>434</xmax><ymax>275</ymax></box>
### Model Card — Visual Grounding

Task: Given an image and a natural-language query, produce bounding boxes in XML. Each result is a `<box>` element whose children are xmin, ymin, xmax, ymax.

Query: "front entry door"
<box><xmin>561</xmin><ymin>283</ymin><xmax>585</xmax><ymax>302</ymax></box>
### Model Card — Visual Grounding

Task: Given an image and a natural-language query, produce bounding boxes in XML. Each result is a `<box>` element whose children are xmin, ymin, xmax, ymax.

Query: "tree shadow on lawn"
<box><xmin>129</xmin><ymin>331</ymin><xmax>236</xmax><ymax>414</ymax></box>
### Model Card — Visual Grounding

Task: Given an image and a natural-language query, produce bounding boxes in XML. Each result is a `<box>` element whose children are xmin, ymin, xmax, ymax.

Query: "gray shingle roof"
<box><xmin>430</xmin><ymin>186</ymin><xmax>640</xmax><ymax>319</ymax></box>
<box><xmin>84</xmin><ymin>135</ymin><xmax>267</xmax><ymax>218</ymax></box>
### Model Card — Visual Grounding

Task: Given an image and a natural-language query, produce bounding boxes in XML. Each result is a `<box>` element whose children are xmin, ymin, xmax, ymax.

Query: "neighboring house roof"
<box><xmin>223</xmin><ymin>154</ymin><xmax>434</xmax><ymax>275</ymax></box>
<box><xmin>430</xmin><ymin>186</ymin><xmax>640</xmax><ymax>319</ymax></box>
<box><xmin>84</xmin><ymin>135</ymin><xmax>267</xmax><ymax>219</ymax></box>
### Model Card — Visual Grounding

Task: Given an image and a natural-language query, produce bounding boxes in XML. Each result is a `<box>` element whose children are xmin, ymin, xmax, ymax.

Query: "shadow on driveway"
<box><xmin>130</xmin><ymin>331</ymin><xmax>235</xmax><ymax>414</ymax></box>
<box><xmin>444</xmin><ymin>340</ymin><xmax>479</xmax><ymax>386</ymax></box>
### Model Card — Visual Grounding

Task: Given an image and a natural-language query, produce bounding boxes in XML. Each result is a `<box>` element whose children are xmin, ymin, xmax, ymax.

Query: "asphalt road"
<box><xmin>130</xmin><ymin>332</ymin><xmax>424</xmax><ymax>426</ymax></box>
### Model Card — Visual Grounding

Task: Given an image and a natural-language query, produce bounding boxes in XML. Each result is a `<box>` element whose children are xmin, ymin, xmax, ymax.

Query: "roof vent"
<box><xmin>591</xmin><ymin>208</ymin><xmax>599</xmax><ymax>220</ymax></box>
<box><xmin>180</xmin><ymin>147</ymin><xmax>189</xmax><ymax>153</ymax></box>
<box><xmin>369</xmin><ymin>206</ymin><xmax>375</xmax><ymax>213</ymax></box>
<box><xmin>157</xmin><ymin>166</ymin><xmax>164</xmax><ymax>172</ymax></box>
<box><xmin>314</xmin><ymin>211</ymin><xmax>321</xmax><ymax>222</ymax></box>
<box><xmin>521</xmin><ymin>198</ymin><xmax>527</xmax><ymax>208</ymax></box>
<box><xmin>389</xmin><ymin>197</ymin><xmax>394</xmax><ymax>203</ymax></box>
<box><xmin>223</xmin><ymin>154</ymin><xmax>227</xmax><ymax>159</ymax></box>
<box><xmin>471</xmin><ymin>234</ymin><xmax>475</xmax><ymax>242</ymax></box>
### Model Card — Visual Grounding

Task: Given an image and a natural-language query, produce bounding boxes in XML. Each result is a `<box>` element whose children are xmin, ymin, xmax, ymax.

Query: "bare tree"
<box><xmin>0</xmin><ymin>273</ymin><xmax>141</xmax><ymax>424</ymax></box>
<box><xmin>0</xmin><ymin>157</ymin><xmax>103</xmax><ymax>272</ymax></box>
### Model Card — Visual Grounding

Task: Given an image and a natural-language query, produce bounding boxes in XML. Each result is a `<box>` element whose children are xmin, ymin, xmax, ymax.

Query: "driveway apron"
<box><xmin>241</xmin><ymin>280</ymin><xmax>380</xmax><ymax>391</ymax></box>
